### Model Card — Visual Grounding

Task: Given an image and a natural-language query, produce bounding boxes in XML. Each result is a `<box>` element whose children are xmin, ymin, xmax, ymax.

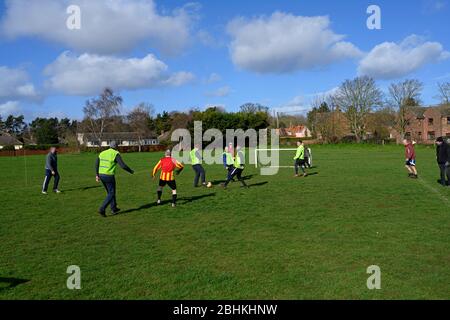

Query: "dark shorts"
<box><xmin>406</xmin><ymin>159</ymin><xmax>416</xmax><ymax>166</ymax></box>
<box><xmin>159</xmin><ymin>179</ymin><xmax>177</xmax><ymax>190</ymax></box>
<box><xmin>296</xmin><ymin>159</ymin><xmax>306</xmax><ymax>166</ymax></box>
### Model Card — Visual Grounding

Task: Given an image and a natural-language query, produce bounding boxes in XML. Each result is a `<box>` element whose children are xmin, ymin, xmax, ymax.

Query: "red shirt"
<box><xmin>152</xmin><ymin>157</ymin><xmax>184</xmax><ymax>181</ymax></box>
<box><xmin>405</xmin><ymin>143</ymin><xmax>416</xmax><ymax>160</ymax></box>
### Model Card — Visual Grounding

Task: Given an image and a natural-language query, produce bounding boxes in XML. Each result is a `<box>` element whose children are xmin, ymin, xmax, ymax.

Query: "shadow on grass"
<box><xmin>248</xmin><ymin>181</ymin><xmax>268</xmax><ymax>188</ymax></box>
<box><xmin>118</xmin><ymin>193</ymin><xmax>217</xmax><ymax>215</ymax></box>
<box><xmin>0</xmin><ymin>277</ymin><xmax>30</xmax><ymax>292</ymax></box>
<box><xmin>64</xmin><ymin>185</ymin><xmax>102</xmax><ymax>192</ymax></box>
<box><xmin>306</xmin><ymin>172</ymin><xmax>319</xmax><ymax>176</ymax></box>
<box><xmin>211</xmin><ymin>174</ymin><xmax>256</xmax><ymax>186</ymax></box>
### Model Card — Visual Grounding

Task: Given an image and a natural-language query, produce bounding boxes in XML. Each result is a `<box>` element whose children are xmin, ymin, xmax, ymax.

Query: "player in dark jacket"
<box><xmin>435</xmin><ymin>137</ymin><xmax>450</xmax><ymax>186</ymax></box>
<box><xmin>42</xmin><ymin>147</ymin><xmax>61</xmax><ymax>194</ymax></box>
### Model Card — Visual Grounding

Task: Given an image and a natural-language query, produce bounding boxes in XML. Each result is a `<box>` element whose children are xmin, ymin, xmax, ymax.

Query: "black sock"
<box><xmin>172</xmin><ymin>194</ymin><xmax>177</xmax><ymax>204</ymax></box>
<box><xmin>157</xmin><ymin>191</ymin><xmax>162</xmax><ymax>201</ymax></box>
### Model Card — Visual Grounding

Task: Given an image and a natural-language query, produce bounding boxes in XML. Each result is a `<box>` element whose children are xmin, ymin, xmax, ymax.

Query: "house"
<box><xmin>77</xmin><ymin>132</ymin><xmax>159</xmax><ymax>148</ymax></box>
<box><xmin>389</xmin><ymin>105</ymin><xmax>450</xmax><ymax>144</ymax></box>
<box><xmin>0</xmin><ymin>134</ymin><xmax>23</xmax><ymax>150</ymax></box>
<box><xmin>277</xmin><ymin>125</ymin><xmax>312</xmax><ymax>138</ymax></box>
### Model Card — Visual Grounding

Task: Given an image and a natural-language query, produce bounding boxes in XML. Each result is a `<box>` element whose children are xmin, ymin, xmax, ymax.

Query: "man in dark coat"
<box><xmin>435</xmin><ymin>137</ymin><xmax>450</xmax><ymax>186</ymax></box>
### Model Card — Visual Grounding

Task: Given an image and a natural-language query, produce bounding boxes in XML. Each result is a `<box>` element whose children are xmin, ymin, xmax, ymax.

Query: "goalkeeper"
<box><xmin>294</xmin><ymin>141</ymin><xmax>308</xmax><ymax>177</ymax></box>
<box><xmin>152</xmin><ymin>149</ymin><xmax>184</xmax><ymax>207</ymax></box>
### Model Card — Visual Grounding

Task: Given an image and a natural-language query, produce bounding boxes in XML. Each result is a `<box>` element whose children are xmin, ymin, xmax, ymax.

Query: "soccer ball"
<box><xmin>207</xmin><ymin>182</ymin><xmax>213</xmax><ymax>188</ymax></box>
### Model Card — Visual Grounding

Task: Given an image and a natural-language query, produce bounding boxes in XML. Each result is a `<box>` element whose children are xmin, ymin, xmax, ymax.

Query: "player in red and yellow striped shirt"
<box><xmin>152</xmin><ymin>150</ymin><xmax>184</xmax><ymax>207</ymax></box>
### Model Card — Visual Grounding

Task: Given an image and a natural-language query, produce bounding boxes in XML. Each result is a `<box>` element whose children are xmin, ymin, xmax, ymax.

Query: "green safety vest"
<box><xmin>223</xmin><ymin>152</ymin><xmax>234</xmax><ymax>166</ymax></box>
<box><xmin>98</xmin><ymin>148</ymin><xmax>120</xmax><ymax>175</ymax></box>
<box><xmin>190</xmin><ymin>149</ymin><xmax>200</xmax><ymax>165</ymax></box>
<box><xmin>294</xmin><ymin>145</ymin><xmax>305</xmax><ymax>160</ymax></box>
<box><xmin>235</xmin><ymin>151</ymin><xmax>245</xmax><ymax>168</ymax></box>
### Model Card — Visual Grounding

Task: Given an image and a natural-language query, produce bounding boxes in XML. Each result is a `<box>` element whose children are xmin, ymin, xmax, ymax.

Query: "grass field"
<box><xmin>0</xmin><ymin>144</ymin><xmax>449</xmax><ymax>299</ymax></box>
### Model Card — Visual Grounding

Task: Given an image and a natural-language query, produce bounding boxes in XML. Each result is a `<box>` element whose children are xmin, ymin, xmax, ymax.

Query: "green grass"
<box><xmin>0</xmin><ymin>144</ymin><xmax>449</xmax><ymax>299</ymax></box>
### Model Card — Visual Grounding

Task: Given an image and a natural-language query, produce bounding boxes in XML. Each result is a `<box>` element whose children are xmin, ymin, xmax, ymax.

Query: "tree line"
<box><xmin>1</xmin><ymin>79</ymin><xmax>449</xmax><ymax>146</ymax></box>
<box><xmin>306</xmin><ymin>78</ymin><xmax>450</xmax><ymax>143</ymax></box>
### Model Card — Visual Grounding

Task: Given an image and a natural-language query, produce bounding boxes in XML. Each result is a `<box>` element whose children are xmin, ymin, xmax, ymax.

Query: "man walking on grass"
<box><xmin>435</xmin><ymin>137</ymin><xmax>450</xmax><ymax>186</ymax></box>
<box><xmin>95</xmin><ymin>141</ymin><xmax>134</xmax><ymax>217</ymax></box>
<box><xmin>42</xmin><ymin>147</ymin><xmax>61</xmax><ymax>194</ymax></box>
<box><xmin>190</xmin><ymin>144</ymin><xmax>207</xmax><ymax>188</ymax></box>
<box><xmin>403</xmin><ymin>138</ymin><xmax>418</xmax><ymax>179</ymax></box>
<box><xmin>152</xmin><ymin>149</ymin><xmax>184</xmax><ymax>207</ymax></box>
<box><xmin>294</xmin><ymin>141</ymin><xmax>307</xmax><ymax>177</ymax></box>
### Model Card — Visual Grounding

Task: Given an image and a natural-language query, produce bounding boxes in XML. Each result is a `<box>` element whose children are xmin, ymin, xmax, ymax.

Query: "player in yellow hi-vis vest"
<box><xmin>95</xmin><ymin>141</ymin><xmax>134</xmax><ymax>217</ymax></box>
<box><xmin>222</xmin><ymin>146</ymin><xmax>235</xmax><ymax>181</ymax></box>
<box><xmin>294</xmin><ymin>140</ymin><xmax>307</xmax><ymax>177</ymax></box>
<box><xmin>190</xmin><ymin>144</ymin><xmax>207</xmax><ymax>187</ymax></box>
<box><xmin>222</xmin><ymin>145</ymin><xmax>249</xmax><ymax>189</ymax></box>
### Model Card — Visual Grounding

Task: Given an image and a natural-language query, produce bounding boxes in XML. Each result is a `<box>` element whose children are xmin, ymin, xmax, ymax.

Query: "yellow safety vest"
<box><xmin>190</xmin><ymin>149</ymin><xmax>200</xmax><ymax>165</ymax></box>
<box><xmin>98</xmin><ymin>148</ymin><xmax>120</xmax><ymax>175</ymax></box>
<box><xmin>234</xmin><ymin>150</ymin><xmax>245</xmax><ymax>168</ymax></box>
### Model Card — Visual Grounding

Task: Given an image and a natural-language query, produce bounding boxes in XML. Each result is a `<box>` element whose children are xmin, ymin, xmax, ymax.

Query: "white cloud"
<box><xmin>163</xmin><ymin>71</ymin><xmax>196</xmax><ymax>87</ymax></box>
<box><xmin>0</xmin><ymin>66</ymin><xmax>39</xmax><ymax>102</ymax></box>
<box><xmin>227</xmin><ymin>12</ymin><xmax>362</xmax><ymax>73</ymax></box>
<box><xmin>358</xmin><ymin>35</ymin><xmax>450</xmax><ymax>79</ymax></box>
<box><xmin>43</xmin><ymin>52</ymin><xmax>194</xmax><ymax>96</ymax></box>
<box><xmin>205</xmin><ymin>86</ymin><xmax>232</xmax><ymax>97</ymax></box>
<box><xmin>1</xmin><ymin>0</ymin><xmax>197</xmax><ymax>55</ymax></box>
<box><xmin>0</xmin><ymin>101</ymin><xmax>21</xmax><ymax>117</ymax></box>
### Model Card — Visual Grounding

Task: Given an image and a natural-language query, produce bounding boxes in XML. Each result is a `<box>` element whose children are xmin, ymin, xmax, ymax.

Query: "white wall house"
<box><xmin>77</xmin><ymin>132</ymin><xmax>159</xmax><ymax>148</ymax></box>
<box><xmin>0</xmin><ymin>134</ymin><xmax>23</xmax><ymax>150</ymax></box>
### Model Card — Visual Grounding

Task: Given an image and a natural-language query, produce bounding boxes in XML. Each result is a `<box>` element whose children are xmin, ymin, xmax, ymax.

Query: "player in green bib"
<box><xmin>293</xmin><ymin>140</ymin><xmax>308</xmax><ymax>177</ymax></box>
<box><xmin>95</xmin><ymin>141</ymin><xmax>134</xmax><ymax>217</ymax></box>
<box><xmin>190</xmin><ymin>144</ymin><xmax>207</xmax><ymax>187</ymax></box>
<box><xmin>222</xmin><ymin>145</ymin><xmax>249</xmax><ymax>189</ymax></box>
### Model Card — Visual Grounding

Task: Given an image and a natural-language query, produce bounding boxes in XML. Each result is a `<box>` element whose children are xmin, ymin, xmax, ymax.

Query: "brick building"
<box><xmin>390</xmin><ymin>105</ymin><xmax>450</xmax><ymax>144</ymax></box>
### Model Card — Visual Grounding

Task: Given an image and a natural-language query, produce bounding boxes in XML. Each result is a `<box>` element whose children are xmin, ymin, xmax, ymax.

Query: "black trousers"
<box><xmin>42</xmin><ymin>169</ymin><xmax>60</xmax><ymax>192</ymax></box>
<box><xmin>99</xmin><ymin>175</ymin><xmax>117</xmax><ymax>212</ymax></box>
<box><xmin>226</xmin><ymin>165</ymin><xmax>234</xmax><ymax>180</ymax></box>
<box><xmin>438</xmin><ymin>164</ymin><xmax>450</xmax><ymax>186</ymax></box>
<box><xmin>225</xmin><ymin>167</ymin><xmax>247</xmax><ymax>187</ymax></box>
<box><xmin>294</xmin><ymin>159</ymin><xmax>306</xmax><ymax>175</ymax></box>
<box><xmin>193</xmin><ymin>164</ymin><xmax>206</xmax><ymax>186</ymax></box>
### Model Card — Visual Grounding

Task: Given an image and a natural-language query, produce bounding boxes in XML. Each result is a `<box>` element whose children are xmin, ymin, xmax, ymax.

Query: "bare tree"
<box><xmin>83</xmin><ymin>88</ymin><xmax>122</xmax><ymax>146</ymax></box>
<box><xmin>127</xmin><ymin>102</ymin><xmax>154</xmax><ymax>152</ymax></box>
<box><xmin>388</xmin><ymin>79</ymin><xmax>423</xmax><ymax>140</ymax></box>
<box><xmin>239</xmin><ymin>103</ymin><xmax>269</xmax><ymax>114</ymax></box>
<box><xmin>333</xmin><ymin>76</ymin><xmax>383</xmax><ymax>142</ymax></box>
<box><xmin>436</xmin><ymin>82</ymin><xmax>450</xmax><ymax>105</ymax></box>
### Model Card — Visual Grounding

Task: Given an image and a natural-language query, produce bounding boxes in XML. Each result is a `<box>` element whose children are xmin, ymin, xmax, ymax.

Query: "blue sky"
<box><xmin>0</xmin><ymin>0</ymin><xmax>449</xmax><ymax>120</ymax></box>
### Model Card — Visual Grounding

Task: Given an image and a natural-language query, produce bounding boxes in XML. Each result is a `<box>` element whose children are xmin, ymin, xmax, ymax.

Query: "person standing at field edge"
<box><xmin>435</xmin><ymin>137</ymin><xmax>450</xmax><ymax>186</ymax></box>
<box><xmin>403</xmin><ymin>138</ymin><xmax>418</xmax><ymax>179</ymax></box>
<box><xmin>95</xmin><ymin>141</ymin><xmax>134</xmax><ymax>217</ymax></box>
<box><xmin>42</xmin><ymin>146</ymin><xmax>61</xmax><ymax>194</ymax></box>
<box><xmin>190</xmin><ymin>144</ymin><xmax>207</xmax><ymax>187</ymax></box>
<box><xmin>152</xmin><ymin>149</ymin><xmax>184</xmax><ymax>208</ymax></box>
<box><xmin>294</xmin><ymin>141</ymin><xmax>307</xmax><ymax>177</ymax></box>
